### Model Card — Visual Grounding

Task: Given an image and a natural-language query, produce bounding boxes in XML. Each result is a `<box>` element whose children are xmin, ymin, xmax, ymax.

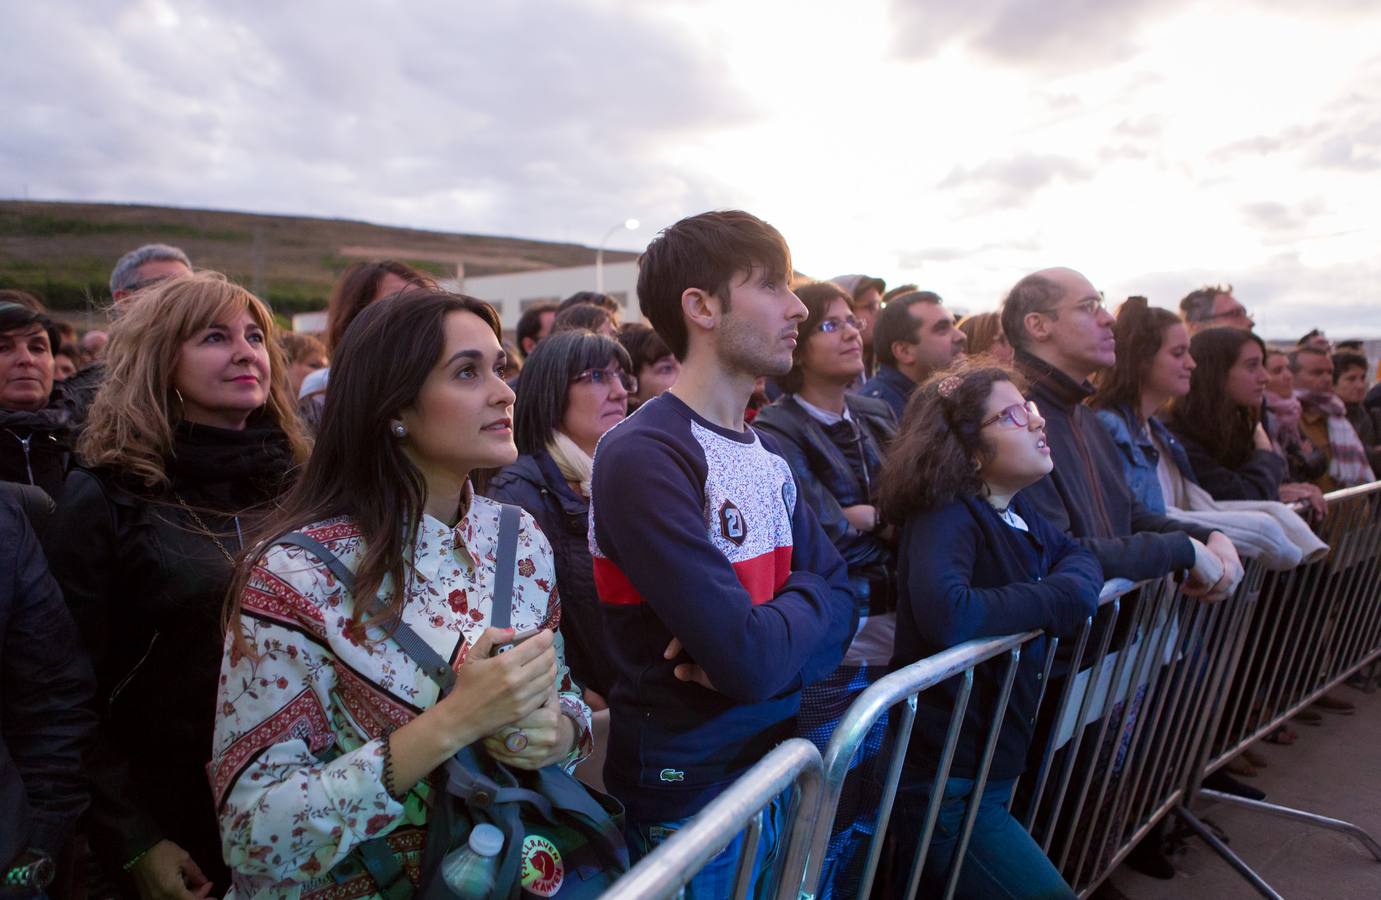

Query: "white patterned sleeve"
<box><xmin>209</xmin><ymin>557</ymin><xmax>406</xmax><ymax>884</ymax></box>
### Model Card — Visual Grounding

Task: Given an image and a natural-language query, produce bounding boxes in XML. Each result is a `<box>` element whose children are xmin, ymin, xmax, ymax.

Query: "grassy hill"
<box><xmin>0</xmin><ymin>200</ymin><xmax>638</xmax><ymax>318</ymax></box>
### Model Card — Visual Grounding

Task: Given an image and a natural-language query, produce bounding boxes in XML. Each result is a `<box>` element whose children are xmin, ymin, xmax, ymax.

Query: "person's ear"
<box><xmin>1024</xmin><ymin>311</ymin><xmax>1053</xmax><ymax>344</ymax></box>
<box><xmin>681</xmin><ymin>287</ymin><xmax>720</xmax><ymax>335</ymax></box>
<box><xmin>892</xmin><ymin>340</ymin><xmax>917</xmax><ymax>368</ymax></box>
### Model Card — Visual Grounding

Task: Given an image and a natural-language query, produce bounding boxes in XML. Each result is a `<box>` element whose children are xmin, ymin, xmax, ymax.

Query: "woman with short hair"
<box><xmin>486</xmin><ymin>329</ymin><xmax>633</xmax><ymax>701</ymax></box>
<box><xmin>44</xmin><ymin>273</ymin><xmax>308</xmax><ymax>899</ymax></box>
<box><xmin>0</xmin><ymin>301</ymin><xmax>73</xmax><ymax>514</ymax></box>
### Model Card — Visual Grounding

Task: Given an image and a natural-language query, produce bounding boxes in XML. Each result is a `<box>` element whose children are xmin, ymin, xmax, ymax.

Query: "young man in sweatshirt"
<box><xmin>589</xmin><ymin>210</ymin><xmax>856</xmax><ymax>896</ymax></box>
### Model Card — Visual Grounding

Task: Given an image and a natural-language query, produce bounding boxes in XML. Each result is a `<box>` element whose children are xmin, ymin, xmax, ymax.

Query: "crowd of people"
<box><xmin>1</xmin><ymin>215</ymin><xmax>1378</xmax><ymax>900</ymax></box>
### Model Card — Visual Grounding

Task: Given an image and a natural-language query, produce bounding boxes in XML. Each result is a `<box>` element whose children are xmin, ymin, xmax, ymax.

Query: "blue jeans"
<box><xmin>627</xmin><ymin>795</ymin><xmax>785</xmax><ymax>900</ymax></box>
<box><xmin>890</xmin><ymin>776</ymin><xmax>1075</xmax><ymax>899</ymax></box>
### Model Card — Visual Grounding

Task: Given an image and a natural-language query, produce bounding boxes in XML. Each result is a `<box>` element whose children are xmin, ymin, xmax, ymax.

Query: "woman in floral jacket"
<box><xmin>210</xmin><ymin>290</ymin><xmax>592</xmax><ymax>898</ymax></box>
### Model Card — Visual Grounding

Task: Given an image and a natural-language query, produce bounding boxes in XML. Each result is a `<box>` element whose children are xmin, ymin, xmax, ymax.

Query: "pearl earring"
<box><xmin>391</xmin><ymin>421</ymin><xmax>407</xmax><ymax>438</ymax></box>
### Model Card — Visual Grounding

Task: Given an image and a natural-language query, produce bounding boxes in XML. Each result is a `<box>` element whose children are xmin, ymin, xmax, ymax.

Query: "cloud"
<box><xmin>0</xmin><ymin>0</ymin><xmax>752</xmax><ymax>245</ymax></box>
<box><xmin>938</xmin><ymin>153</ymin><xmax>1093</xmax><ymax>207</ymax></box>
<box><xmin>885</xmin><ymin>0</ymin><xmax>1176</xmax><ymax>69</ymax></box>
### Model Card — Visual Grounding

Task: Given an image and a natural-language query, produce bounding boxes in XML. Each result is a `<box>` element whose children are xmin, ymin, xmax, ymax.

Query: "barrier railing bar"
<box><xmin>1019</xmin><ymin>618</ymin><xmax>1089</xmax><ymax>832</ymax></box>
<box><xmin>1173</xmin><ymin>805</ymin><xmax>1285</xmax><ymax>899</ymax></box>
<box><xmin>941</xmin><ymin>648</ymin><xmax>1023</xmax><ymax>900</ymax></box>
<box><xmin>1038</xmin><ymin>598</ymin><xmax>1122</xmax><ymax>854</ymax></box>
<box><xmin>1068</xmin><ymin>583</ymin><xmax>1169</xmax><ymax>883</ymax></box>
<box><xmin>895</xmin><ymin>677</ymin><xmax>971</xmax><ymax>900</ymax></box>
<box><xmin>606</xmin><ymin>739</ymin><xmax>823</xmax><ymax>900</ymax></box>
<box><xmin>730</xmin><ymin>809</ymin><xmax>764</xmax><ymax>900</ymax></box>
<box><xmin>858</xmin><ymin>693</ymin><xmax>918</xmax><ymax>900</ymax></box>
<box><xmin>1217</xmin><ymin>568</ymin><xmax>1285</xmax><ymax>759</ymax></box>
<box><xmin>1198</xmin><ymin>790</ymin><xmax>1381</xmax><ymax>861</ymax></box>
<box><xmin>1077</xmin><ymin>789</ymin><xmax>1185</xmax><ymax>899</ymax></box>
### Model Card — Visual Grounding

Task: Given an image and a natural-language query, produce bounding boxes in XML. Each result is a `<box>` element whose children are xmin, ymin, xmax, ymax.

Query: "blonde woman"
<box><xmin>44</xmin><ymin>273</ymin><xmax>308</xmax><ymax>900</ymax></box>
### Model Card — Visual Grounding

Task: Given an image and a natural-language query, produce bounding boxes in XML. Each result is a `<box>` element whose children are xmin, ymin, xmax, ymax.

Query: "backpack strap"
<box><xmin>489</xmin><ymin>503</ymin><xmax>521</xmax><ymax>631</ymax></box>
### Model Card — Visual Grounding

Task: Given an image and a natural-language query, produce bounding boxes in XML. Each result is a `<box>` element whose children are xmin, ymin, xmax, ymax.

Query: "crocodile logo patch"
<box><xmin>659</xmin><ymin>768</ymin><xmax>686</xmax><ymax>783</ymax></box>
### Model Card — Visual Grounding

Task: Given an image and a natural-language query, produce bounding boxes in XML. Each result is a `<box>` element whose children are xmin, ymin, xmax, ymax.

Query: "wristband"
<box><xmin>6</xmin><ymin>850</ymin><xmax>55</xmax><ymax>890</ymax></box>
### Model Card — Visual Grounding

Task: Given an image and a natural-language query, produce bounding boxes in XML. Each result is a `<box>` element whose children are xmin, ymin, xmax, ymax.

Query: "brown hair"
<box><xmin>551</xmin><ymin>303</ymin><xmax>612</xmax><ymax>335</ymax></box>
<box><xmin>636</xmin><ymin>210</ymin><xmax>791</xmax><ymax>360</ymax></box>
<box><xmin>1089</xmin><ymin>297</ymin><xmax>1182</xmax><ymax>414</ymax></box>
<box><xmin>1000</xmin><ymin>273</ymin><xmax>1064</xmax><ymax>352</ymax></box>
<box><xmin>777</xmin><ymin>280</ymin><xmax>854</xmax><ymax>394</ymax></box>
<box><xmin>878</xmin><ymin>359</ymin><xmax>1020</xmax><ymax>523</ymax></box>
<box><xmin>617</xmin><ymin>321</ymin><xmax>673</xmax><ymax>374</ymax></box>
<box><xmin>957</xmin><ymin>311</ymin><xmax>1004</xmax><ymax>356</ymax></box>
<box><xmin>279</xmin><ymin>331</ymin><xmax>327</xmax><ymax>366</ymax></box>
<box><xmin>226</xmin><ymin>289</ymin><xmax>503</xmax><ymax>652</ymax></box>
<box><xmin>79</xmin><ymin>273</ymin><xmax>310</xmax><ymax>488</ymax></box>
<box><xmin>1167</xmin><ymin>327</ymin><xmax>1266</xmax><ymax>469</ymax></box>
<box><xmin>324</xmin><ymin>260</ymin><xmax>437</xmax><ymax>353</ymax></box>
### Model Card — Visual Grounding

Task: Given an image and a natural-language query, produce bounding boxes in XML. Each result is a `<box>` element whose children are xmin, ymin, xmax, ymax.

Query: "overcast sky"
<box><xmin>4</xmin><ymin>0</ymin><xmax>1380</xmax><ymax>337</ymax></box>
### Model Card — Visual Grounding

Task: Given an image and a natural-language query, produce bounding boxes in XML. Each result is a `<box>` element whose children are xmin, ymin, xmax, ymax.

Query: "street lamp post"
<box><xmin>596</xmin><ymin>218</ymin><xmax>639</xmax><ymax>293</ymax></box>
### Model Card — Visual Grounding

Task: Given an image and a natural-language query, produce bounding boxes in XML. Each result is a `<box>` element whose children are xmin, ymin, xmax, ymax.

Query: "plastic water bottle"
<box><xmin>441</xmin><ymin>823</ymin><xmax>504</xmax><ymax>898</ymax></box>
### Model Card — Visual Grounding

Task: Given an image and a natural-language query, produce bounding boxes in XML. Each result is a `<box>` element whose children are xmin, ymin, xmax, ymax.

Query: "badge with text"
<box><xmin>718</xmin><ymin>499</ymin><xmax>747</xmax><ymax>546</ymax></box>
<box><xmin>521</xmin><ymin>834</ymin><xmax>564</xmax><ymax>897</ymax></box>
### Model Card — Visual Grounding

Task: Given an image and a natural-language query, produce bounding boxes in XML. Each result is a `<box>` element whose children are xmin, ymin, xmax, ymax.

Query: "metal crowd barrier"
<box><xmin>600</xmin><ymin>480</ymin><xmax>1381</xmax><ymax>899</ymax></box>
<box><xmin>606</xmin><ymin>739</ymin><xmax>824</xmax><ymax>900</ymax></box>
<box><xmin>1181</xmin><ymin>481</ymin><xmax>1381</xmax><ymax>898</ymax></box>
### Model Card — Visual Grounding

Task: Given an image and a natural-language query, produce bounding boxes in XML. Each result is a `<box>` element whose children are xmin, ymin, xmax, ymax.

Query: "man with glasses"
<box><xmin>858</xmin><ymin>290</ymin><xmax>967</xmax><ymax>422</ymax></box>
<box><xmin>1003</xmin><ymin>267</ymin><xmax>1242</xmax><ymax>595</ymax></box>
<box><xmin>1180</xmin><ymin>284</ymin><xmax>1254</xmax><ymax>334</ymax></box>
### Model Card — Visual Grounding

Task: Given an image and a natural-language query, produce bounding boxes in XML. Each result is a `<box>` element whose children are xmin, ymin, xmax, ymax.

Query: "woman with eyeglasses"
<box><xmin>878</xmin><ymin>361</ymin><xmax>1099</xmax><ymax>899</ymax></box>
<box><xmin>486</xmin><ymin>329</ymin><xmax>633</xmax><ymax>707</ymax></box>
<box><xmin>752</xmin><ymin>280</ymin><xmax>897</xmax><ymax>898</ymax></box>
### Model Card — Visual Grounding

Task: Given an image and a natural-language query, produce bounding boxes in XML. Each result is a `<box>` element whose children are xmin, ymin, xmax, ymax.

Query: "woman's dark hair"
<box><xmin>1332</xmin><ymin>351</ymin><xmax>1369</xmax><ymax>382</ymax></box>
<box><xmin>1168</xmin><ymin>327</ymin><xmax>1267</xmax><ymax>470</ymax></box>
<box><xmin>324</xmin><ymin>260</ymin><xmax>437</xmax><ymax>353</ymax></box>
<box><xmin>557</xmin><ymin>291</ymin><xmax>620</xmax><ymax>315</ymax></box>
<box><xmin>1090</xmin><ymin>297</ymin><xmax>1183</xmax><ymax>414</ymax></box>
<box><xmin>878</xmin><ymin>359</ymin><xmax>1020</xmax><ymax>522</ymax></box>
<box><xmin>0</xmin><ymin>301</ymin><xmax>60</xmax><ymax>353</ymax></box>
<box><xmin>513</xmin><ymin>330</ymin><xmax>631</xmax><ymax>457</ymax></box>
<box><xmin>0</xmin><ymin>289</ymin><xmax>45</xmax><ymax>312</ymax></box>
<box><xmin>777</xmin><ymin>281</ymin><xmax>854</xmax><ymax>394</ymax></box>
<box><xmin>617</xmin><ymin>322</ymin><xmax>673</xmax><ymax>375</ymax></box>
<box><xmin>227</xmin><ymin>289</ymin><xmax>502</xmax><ymax>649</ymax></box>
<box><xmin>551</xmin><ymin>304</ymin><xmax>612</xmax><ymax>335</ymax></box>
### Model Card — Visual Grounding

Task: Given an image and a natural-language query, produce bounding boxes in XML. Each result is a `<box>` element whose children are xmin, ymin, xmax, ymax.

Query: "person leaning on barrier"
<box><xmin>1263</xmin><ymin>347</ymin><xmax>1330</xmax><ymax>511</ymax></box>
<box><xmin>751</xmin><ymin>279</ymin><xmax>899</xmax><ymax>899</ymax></box>
<box><xmin>876</xmin><ymin>360</ymin><xmax>1099</xmax><ymax>899</ymax></box>
<box><xmin>1001</xmin><ymin>268</ymin><xmax>1243</xmax><ymax>597</ymax></box>
<box><xmin>589</xmin><ymin>210</ymin><xmax>856</xmax><ymax>898</ymax></box>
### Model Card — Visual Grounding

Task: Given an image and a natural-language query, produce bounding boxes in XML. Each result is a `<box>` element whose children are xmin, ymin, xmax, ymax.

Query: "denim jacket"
<box><xmin>1094</xmin><ymin>404</ymin><xmax>1197</xmax><ymax>514</ymax></box>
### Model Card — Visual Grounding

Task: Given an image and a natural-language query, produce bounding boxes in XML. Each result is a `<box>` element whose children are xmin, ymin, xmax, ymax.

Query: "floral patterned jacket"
<box><xmin>209</xmin><ymin>497</ymin><xmax>592</xmax><ymax>899</ymax></box>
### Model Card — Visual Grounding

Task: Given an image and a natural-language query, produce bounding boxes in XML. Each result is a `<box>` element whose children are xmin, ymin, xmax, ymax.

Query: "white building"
<box><xmin>460</xmin><ymin>261</ymin><xmax>641</xmax><ymax>331</ymax></box>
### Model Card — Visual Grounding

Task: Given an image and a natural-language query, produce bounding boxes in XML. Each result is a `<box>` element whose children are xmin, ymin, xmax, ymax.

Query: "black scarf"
<box><xmin>165</xmin><ymin>412</ymin><xmax>296</xmax><ymax>511</ymax></box>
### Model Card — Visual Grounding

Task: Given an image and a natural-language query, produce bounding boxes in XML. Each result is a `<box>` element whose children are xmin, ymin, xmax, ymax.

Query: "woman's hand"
<box><xmin>129</xmin><ymin>840</ymin><xmax>214</xmax><ymax>900</ymax></box>
<box><xmin>482</xmin><ymin>689</ymin><xmax>576</xmax><ymax>770</ymax></box>
<box><xmin>386</xmin><ymin>627</ymin><xmax>557</xmax><ymax>794</ymax></box>
<box><xmin>1252</xmin><ymin>422</ymin><xmax>1273</xmax><ymax>452</ymax></box>
<box><xmin>841</xmin><ymin>504</ymin><xmax>877</xmax><ymax>533</ymax></box>
<box><xmin>1280</xmin><ymin>482</ymin><xmax>1326</xmax><ymax>520</ymax></box>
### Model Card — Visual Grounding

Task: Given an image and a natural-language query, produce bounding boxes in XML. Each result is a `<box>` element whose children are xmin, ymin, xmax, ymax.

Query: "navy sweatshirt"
<box><xmin>589</xmin><ymin>393</ymin><xmax>857</xmax><ymax>823</ymax></box>
<box><xmin>891</xmin><ymin>494</ymin><xmax>1102</xmax><ymax>780</ymax></box>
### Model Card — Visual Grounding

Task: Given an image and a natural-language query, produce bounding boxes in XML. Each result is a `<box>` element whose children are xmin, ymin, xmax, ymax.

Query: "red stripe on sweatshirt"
<box><xmin>594</xmin><ymin>546</ymin><xmax>792</xmax><ymax>607</ymax></box>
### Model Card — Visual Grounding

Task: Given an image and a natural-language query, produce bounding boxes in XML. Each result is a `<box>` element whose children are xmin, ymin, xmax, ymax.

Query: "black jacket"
<box><xmin>1170</xmin><ymin>429</ymin><xmax>1288</xmax><ymax>502</ymax></box>
<box><xmin>0</xmin><ymin>381</ymin><xmax>79</xmax><ymax>523</ymax></box>
<box><xmin>486</xmin><ymin>450</ymin><xmax>616</xmax><ymax>697</ymax></box>
<box><xmin>43</xmin><ymin>419</ymin><xmax>295</xmax><ymax>884</ymax></box>
<box><xmin>892</xmin><ymin>494</ymin><xmax>1102</xmax><ymax>779</ymax></box>
<box><xmin>751</xmin><ymin>394</ymin><xmax>896</xmax><ymax>607</ymax></box>
<box><xmin>1346</xmin><ymin>402</ymin><xmax>1381</xmax><ymax>475</ymax></box>
<box><xmin>857</xmin><ymin>364</ymin><xmax>916</xmax><ymax>424</ymax></box>
<box><xmin>1015</xmin><ymin>349</ymin><xmax>1209</xmax><ymax>581</ymax></box>
<box><xmin>0</xmin><ymin>494</ymin><xmax>96</xmax><ymax>867</ymax></box>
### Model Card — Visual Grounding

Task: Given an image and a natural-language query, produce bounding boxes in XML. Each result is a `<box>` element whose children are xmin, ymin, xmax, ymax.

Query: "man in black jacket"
<box><xmin>1001</xmin><ymin>268</ymin><xmax>1242</xmax><ymax>598</ymax></box>
<box><xmin>0</xmin><ymin>491</ymin><xmax>96</xmax><ymax>892</ymax></box>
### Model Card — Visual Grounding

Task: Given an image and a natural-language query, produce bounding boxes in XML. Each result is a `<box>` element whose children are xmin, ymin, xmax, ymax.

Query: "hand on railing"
<box><xmin>1280</xmin><ymin>482</ymin><xmax>1326</xmax><ymax>521</ymax></box>
<box><xmin>1184</xmin><ymin>532</ymin><xmax>1243</xmax><ymax>602</ymax></box>
<box><xmin>664</xmin><ymin>637</ymin><xmax>719</xmax><ymax>692</ymax></box>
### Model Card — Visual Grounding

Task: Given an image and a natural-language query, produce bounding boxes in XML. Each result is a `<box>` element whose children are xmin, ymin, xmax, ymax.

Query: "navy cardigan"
<box><xmin>891</xmin><ymin>494</ymin><xmax>1102</xmax><ymax>780</ymax></box>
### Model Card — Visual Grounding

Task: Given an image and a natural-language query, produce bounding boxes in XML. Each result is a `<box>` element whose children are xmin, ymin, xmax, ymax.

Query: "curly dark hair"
<box><xmin>1089</xmin><ymin>297</ymin><xmax>1182</xmax><ymax>413</ymax></box>
<box><xmin>878</xmin><ymin>358</ymin><xmax>1021</xmax><ymax>523</ymax></box>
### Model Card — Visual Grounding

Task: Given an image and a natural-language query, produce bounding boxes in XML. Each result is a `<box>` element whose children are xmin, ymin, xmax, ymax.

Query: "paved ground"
<box><xmin>1107</xmin><ymin>682</ymin><xmax>1381</xmax><ymax>899</ymax></box>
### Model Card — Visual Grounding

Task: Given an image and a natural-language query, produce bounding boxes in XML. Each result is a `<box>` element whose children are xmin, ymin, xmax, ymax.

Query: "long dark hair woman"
<box><xmin>0</xmin><ymin>301</ymin><xmax>75</xmax><ymax>521</ymax></box>
<box><xmin>43</xmin><ymin>273</ymin><xmax>309</xmax><ymax>899</ymax></box>
<box><xmin>1166</xmin><ymin>328</ymin><xmax>1325</xmax><ymax>513</ymax></box>
<box><xmin>211</xmin><ymin>290</ymin><xmax>592</xmax><ymax>896</ymax></box>
<box><xmin>878</xmin><ymin>361</ymin><xmax>1099</xmax><ymax>899</ymax></box>
<box><xmin>485</xmin><ymin>328</ymin><xmax>632</xmax><ymax>704</ymax></box>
